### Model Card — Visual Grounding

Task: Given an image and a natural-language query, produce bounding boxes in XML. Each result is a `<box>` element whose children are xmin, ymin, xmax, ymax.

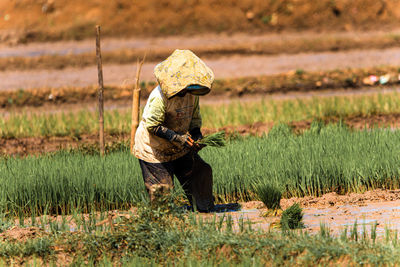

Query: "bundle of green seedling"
<box><xmin>280</xmin><ymin>203</ymin><xmax>304</xmax><ymax>230</ymax></box>
<box><xmin>253</xmin><ymin>181</ymin><xmax>282</xmax><ymax>210</ymax></box>
<box><xmin>197</xmin><ymin>131</ymin><xmax>226</xmax><ymax>147</ymax></box>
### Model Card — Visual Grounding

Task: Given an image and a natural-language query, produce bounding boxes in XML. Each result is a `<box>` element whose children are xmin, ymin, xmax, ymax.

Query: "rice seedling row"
<box><xmin>2</xmin><ymin>91</ymin><xmax>400</xmax><ymax>138</ymax></box>
<box><xmin>2</xmin><ymin>123</ymin><xmax>400</xmax><ymax>216</ymax></box>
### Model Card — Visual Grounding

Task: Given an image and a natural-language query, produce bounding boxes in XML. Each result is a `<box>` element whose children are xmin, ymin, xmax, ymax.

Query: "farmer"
<box><xmin>134</xmin><ymin>49</ymin><xmax>215</xmax><ymax>212</ymax></box>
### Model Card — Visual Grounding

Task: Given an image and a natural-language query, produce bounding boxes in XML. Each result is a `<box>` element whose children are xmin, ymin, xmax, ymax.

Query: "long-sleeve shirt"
<box><xmin>134</xmin><ymin>86</ymin><xmax>202</xmax><ymax>163</ymax></box>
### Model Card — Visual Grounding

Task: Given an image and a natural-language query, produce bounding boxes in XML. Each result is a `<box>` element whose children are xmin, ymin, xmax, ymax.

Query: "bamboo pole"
<box><xmin>96</xmin><ymin>25</ymin><xmax>105</xmax><ymax>156</ymax></box>
<box><xmin>130</xmin><ymin>56</ymin><xmax>146</xmax><ymax>154</ymax></box>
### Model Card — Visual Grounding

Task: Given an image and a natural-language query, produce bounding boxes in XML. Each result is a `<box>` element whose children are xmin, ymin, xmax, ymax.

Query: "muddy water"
<box><xmin>3</xmin><ymin>193</ymin><xmax>400</xmax><ymax>239</ymax></box>
<box><xmin>303</xmin><ymin>200</ymin><xmax>400</xmax><ymax>235</ymax></box>
<box><xmin>213</xmin><ymin>199</ymin><xmax>400</xmax><ymax>236</ymax></box>
<box><xmin>2</xmin><ymin>47</ymin><xmax>400</xmax><ymax>91</ymax></box>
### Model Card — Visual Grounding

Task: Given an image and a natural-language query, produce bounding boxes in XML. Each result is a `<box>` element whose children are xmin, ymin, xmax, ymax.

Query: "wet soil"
<box><xmin>2</xmin><ymin>47</ymin><xmax>400</xmax><ymax>91</ymax></box>
<box><xmin>3</xmin><ymin>113</ymin><xmax>400</xmax><ymax>156</ymax></box>
<box><xmin>4</xmin><ymin>190</ymin><xmax>400</xmax><ymax>241</ymax></box>
<box><xmin>2</xmin><ymin>189</ymin><xmax>400</xmax><ymax>257</ymax></box>
<box><xmin>217</xmin><ymin>189</ymin><xmax>400</xmax><ymax>236</ymax></box>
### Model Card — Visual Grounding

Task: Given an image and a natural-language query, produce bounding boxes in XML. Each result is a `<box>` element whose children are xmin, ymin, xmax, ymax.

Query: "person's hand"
<box><xmin>174</xmin><ymin>134</ymin><xmax>205</xmax><ymax>151</ymax></box>
<box><xmin>193</xmin><ymin>143</ymin><xmax>206</xmax><ymax>152</ymax></box>
<box><xmin>174</xmin><ymin>134</ymin><xmax>195</xmax><ymax>148</ymax></box>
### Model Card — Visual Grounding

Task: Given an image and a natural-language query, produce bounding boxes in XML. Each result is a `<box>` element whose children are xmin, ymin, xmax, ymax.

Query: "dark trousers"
<box><xmin>139</xmin><ymin>152</ymin><xmax>214</xmax><ymax>212</ymax></box>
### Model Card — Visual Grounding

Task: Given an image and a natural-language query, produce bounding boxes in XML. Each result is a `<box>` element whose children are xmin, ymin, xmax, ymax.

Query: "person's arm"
<box><xmin>143</xmin><ymin>96</ymin><xmax>166</xmax><ymax>134</ymax></box>
<box><xmin>189</xmin><ymin>96</ymin><xmax>203</xmax><ymax>141</ymax></box>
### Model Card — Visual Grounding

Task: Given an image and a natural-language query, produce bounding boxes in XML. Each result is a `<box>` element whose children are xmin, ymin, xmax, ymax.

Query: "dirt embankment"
<box><xmin>1</xmin><ymin>0</ymin><xmax>399</xmax><ymax>44</ymax></box>
<box><xmin>3</xmin><ymin>113</ymin><xmax>400</xmax><ymax>156</ymax></box>
<box><xmin>1</xmin><ymin>65</ymin><xmax>399</xmax><ymax>108</ymax></box>
<box><xmin>1</xmin><ymin>30</ymin><xmax>400</xmax><ymax>71</ymax></box>
<box><xmin>2</xmin><ymin>47</ymin><xmax>400</xmax><ymax>93</ymax></box>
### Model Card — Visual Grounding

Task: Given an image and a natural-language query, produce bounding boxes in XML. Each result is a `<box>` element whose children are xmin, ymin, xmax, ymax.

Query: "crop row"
<box><xmin>1</xmin><ymin>123</ymin><xmax>400</xmax><ymax>216</ymax></box>
<box><xmin>2</xmin><ymin>91</ymin><xmax>400</xmax><ymax>138</ymax></box>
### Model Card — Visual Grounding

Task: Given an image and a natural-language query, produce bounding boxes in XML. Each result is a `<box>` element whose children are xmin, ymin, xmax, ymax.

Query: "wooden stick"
<box><xmin>96</xmin><ymin>25</ymin><xmax>105</xmax><ymax>156</ymax></box>
<box><xmin>130</xmin><ymin>55</ymin><xmax>146</xmax><ymax>154</ymax></box>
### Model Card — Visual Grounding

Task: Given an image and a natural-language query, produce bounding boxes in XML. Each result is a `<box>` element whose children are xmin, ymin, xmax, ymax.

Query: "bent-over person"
<box><xmin>134</xmin><ymin>49</ymin><xmax>215</xmax><ymax>212</ymax></box>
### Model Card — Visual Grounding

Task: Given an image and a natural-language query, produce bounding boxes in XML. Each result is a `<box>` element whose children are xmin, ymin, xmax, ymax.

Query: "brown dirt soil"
<box><xmin>239</xmin><ymin>189</ymin><xmax>400</xmax><ymax>210</ymax></box>
<box><xmin>3</xmin><ymin>113</ymin><xmax>400</xmax><ymax>156</ymax></box>
<box><xmin>1</xmin><ymin>0</ymin><xmax>400</xmax><ymax>43</ymax></box>
<box><xmin>1</xmin><ymin>66</ymin><xmax>399</xmax><ymax>108</ymax></box>
<box><xmin>216</xmin><ymin>113</ymin><xmax>400</xmax><ymax>136</ymax></box>
<box><xmin>281</xmin><ymin>189</ymin><xmax>400</xmax><ymax>209</ymax></box>
<box><xmin>2</xmin><ymin>49</ymin><xmax>400</xmax><ymax>94</ymax></box>
<box><xmin>0</xmin><ymin>226</ymin><xmax>45</xmax><ymax>242</ymax></box>
<box><xmin>0</xmin><ymin>133</ymin><xmax>128</xmax><ymax>156</ymax></box>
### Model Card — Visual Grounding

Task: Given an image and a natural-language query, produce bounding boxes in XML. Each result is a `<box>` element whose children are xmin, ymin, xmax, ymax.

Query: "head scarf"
<box><xmin>154</xmin><ymin>49</ymin><xmax>214</xmax><ymax>98</ymax></box>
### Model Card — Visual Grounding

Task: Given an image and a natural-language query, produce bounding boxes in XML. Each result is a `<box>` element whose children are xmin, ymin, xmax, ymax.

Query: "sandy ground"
<box><xmin>2</xmin><ymin>47</ymin><xmax>400</xmax><ymax>91</ymax></box>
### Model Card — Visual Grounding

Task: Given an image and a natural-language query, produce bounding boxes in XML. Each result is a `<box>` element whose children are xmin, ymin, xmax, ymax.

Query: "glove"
<box><xmin>173</xmin><ymin>133</ymin><xmax>196</xmax><ymax>149</ymax></box>
<box><xmin>176</xmin><ymin>134</ymin><xmax>206</xmax><ymax>152</ymax></box>
<box><xmin>154</xmin><ymin>126</ymin><xmax>196</xmax><ymax>149</ymax></box>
